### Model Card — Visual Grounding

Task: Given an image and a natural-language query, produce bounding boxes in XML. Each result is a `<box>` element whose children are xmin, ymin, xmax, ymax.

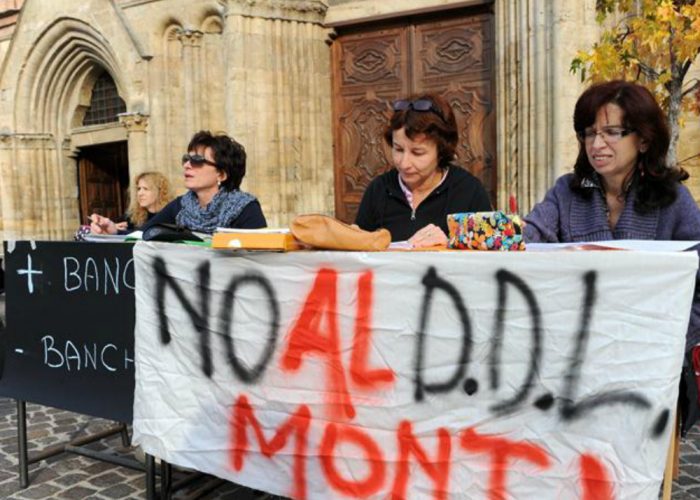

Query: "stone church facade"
<box><xmin>0</xmin><ymin>0</ymin><xmax>698</xmax><ymax>241</ymax></box>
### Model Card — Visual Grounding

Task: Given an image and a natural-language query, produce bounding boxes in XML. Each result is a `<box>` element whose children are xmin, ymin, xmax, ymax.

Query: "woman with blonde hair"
<box><xmin>120</xmin><ymin>171</ymin><xmax>174</xmax><ymax>230</ymax></box>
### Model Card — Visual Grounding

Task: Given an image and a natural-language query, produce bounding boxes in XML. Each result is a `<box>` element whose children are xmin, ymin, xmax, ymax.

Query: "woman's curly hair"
<box><xmin>127</xmin><ymin>172</ymin><xmax>173</xmax><ymax>227</ymax></box>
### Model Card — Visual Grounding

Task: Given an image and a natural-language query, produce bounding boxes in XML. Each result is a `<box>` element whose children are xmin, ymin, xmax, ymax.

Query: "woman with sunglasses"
<box><xmin>91</xmin><ymin>130</ymin><xmax>266</xmax><ymax>234</ymax></box>
<box><xmin>524</xmin><ymin>80</ymin><xmax>700</xmax><ymax>350</ymax></box>
<box><xmin>355</xmin><ymin>93</ymin><xmax>491</xmax><ymax>248</ymax></box>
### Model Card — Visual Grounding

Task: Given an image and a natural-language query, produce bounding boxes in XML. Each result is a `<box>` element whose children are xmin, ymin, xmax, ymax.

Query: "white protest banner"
<box><xmin>132</xmin><ymin>242</ymin><xmax>697</xmax><ymax>499</ymax></box>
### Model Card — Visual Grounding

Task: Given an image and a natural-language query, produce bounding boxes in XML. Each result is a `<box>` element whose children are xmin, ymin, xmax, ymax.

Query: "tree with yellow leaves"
<box><xmin>571</xmin><ymin>0</ymin><xmax>700</xmax><ymax>168</ymax></box>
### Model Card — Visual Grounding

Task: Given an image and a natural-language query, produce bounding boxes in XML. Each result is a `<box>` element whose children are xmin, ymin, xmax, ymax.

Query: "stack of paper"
<box><xmin>82</xmin><ymin>233</ymin><xmax>133</xmax><ymax>243</ymax></box>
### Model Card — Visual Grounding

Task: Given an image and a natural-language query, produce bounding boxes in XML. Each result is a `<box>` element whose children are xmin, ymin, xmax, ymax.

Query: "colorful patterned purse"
<box><xmin>447</xmin><ymin>211</ymin><xmax>526</xmax><ymax>251</ymax></box>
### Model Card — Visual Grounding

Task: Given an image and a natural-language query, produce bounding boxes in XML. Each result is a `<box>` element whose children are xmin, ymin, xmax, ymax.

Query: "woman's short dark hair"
<box><xmin>384</xmin><ymin>93</ymin><xmax>459</xmax><ymax>169</ymax></box>
<box><xmin>188</xmin><ymin>130</ymin><xmax>247</xmax><ymax>191</ymax></box>
<box><xmin>571</xmin><ymin>80</ymin><xmax>687</xmax><ymax>211</ymax></box>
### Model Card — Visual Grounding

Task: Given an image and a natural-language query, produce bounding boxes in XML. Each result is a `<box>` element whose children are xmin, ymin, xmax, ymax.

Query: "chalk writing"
<box><xmin>41</xmin><ymin>335</ymin><xmax>132</xmax><ymax>372</ymax></box>
<box><xmin>17</xmin><ymin>253</ymin><xmax>43</xmax><ymax>294</ymax></box>
<box><xmin>63</xmin><ymin>256</ymin><xmax>134</xmax><ymax>294</ymax></box>
<box><xmin>3</xmin><ymin>241</ymin><xmax>138</xmax><ymax>423</ymax></box>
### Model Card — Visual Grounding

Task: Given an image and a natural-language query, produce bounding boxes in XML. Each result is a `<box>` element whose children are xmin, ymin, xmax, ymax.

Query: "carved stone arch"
<box><xmin>200</xmin><ymin>13</ymin><xmax>224</xmax><ymax>34</ymax></box>
<box><xmin>1</xmin><ymin>16</ymin><xmax>131</xmax><ymax>239</ymax></box>
<box><xmin>14</xmin><ymin>17</ymin><xmax>126</xmax><ymax>134</ymax></box>
<box><xmin>164</xmin><ymin>22</ymin><xmax>184</xmax><ymax>41</ymax></box>
<box><xmin>69</xmin><ymin>66</ymin><xmax>105</xmax><ymax>130</ymax></box>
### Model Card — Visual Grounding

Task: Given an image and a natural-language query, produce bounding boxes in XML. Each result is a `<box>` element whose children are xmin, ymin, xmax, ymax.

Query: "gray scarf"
<box><xmin>176</xmin><ymin>189</ymin><xmax>255</xmax><ymax>233</ymax></box>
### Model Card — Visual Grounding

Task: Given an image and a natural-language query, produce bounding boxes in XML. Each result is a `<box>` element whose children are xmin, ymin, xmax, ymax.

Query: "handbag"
<box><xmin>290</xmin><ymin>214</ymin><xmax>390</xmax><ymax>251</ymax></box>
<box><xmin>142</xmin><ymin>223</ymin><xmax>203</xmax><ymax>242</ymax></box>
<box><xmin>447</xmin><ymin>211</ymin><xmax>526</xmax><ymax>251</ymax></box>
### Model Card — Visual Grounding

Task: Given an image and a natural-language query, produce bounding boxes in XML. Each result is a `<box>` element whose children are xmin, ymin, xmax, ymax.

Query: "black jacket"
<box><xmin>355</xmin><ymin>166</ymin><xmax>491</xmax><ymax>241</ymax></box>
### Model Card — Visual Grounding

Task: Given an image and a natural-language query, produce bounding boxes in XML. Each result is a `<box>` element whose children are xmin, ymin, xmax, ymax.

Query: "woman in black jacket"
<box><xmin>355</xmin><ymin>93</ymin><xmax>491</xmax><ymax>248</ymax></box>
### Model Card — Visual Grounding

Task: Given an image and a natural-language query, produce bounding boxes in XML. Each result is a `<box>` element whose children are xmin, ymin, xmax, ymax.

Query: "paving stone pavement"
<box><xmin>0</xmin><ymin>398</ymin><xmax>282</xmax><ymax>499</ymax></box>
<box><xmin>1</xmin><ymin>294</ymin><xmax>700</xmax><ymax>499</ymax></box>
<box><xmin>0</xmin><ymin>402</ymin><xmax>699</xmax><ymax>499</ymax></box>
<box><xmin>0</xmin><ymin>292</ymin><xmax>275</xmax><ymax>499</ymax></box>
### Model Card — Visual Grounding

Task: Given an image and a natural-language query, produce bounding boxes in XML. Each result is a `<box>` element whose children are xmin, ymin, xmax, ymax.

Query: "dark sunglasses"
<box><xmin>182</xmin><ymin>153</ymin><xmax>218</xmax><ymax>168</ymax></box>
<box><xmin>392</xmin><ymin>99</ymin><xmax>445</xmax><ymax>121</ymax></box>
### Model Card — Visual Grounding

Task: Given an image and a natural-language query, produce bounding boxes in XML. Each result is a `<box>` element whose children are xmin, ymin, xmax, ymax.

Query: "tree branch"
<box><xmin>679</xmin><ymin>151</ymin><xmax>700</xmax><ymax>165</ymax></box>
<box><xmin>637</xmin><ymin>61</ymin><xmax>660</xmax><ymax>80</ymax></box>
<box><xmin>681</xmin><ymin>79</ymin><xmax>700</xmax><ymax>98</ymax></box>
<box><xmin>682</xmin><ymin>59</ymin><xmax>693</xmax><ymax>75</ymax></box>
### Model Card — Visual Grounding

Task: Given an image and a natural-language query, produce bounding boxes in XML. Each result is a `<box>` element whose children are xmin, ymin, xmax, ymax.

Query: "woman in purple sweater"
<box><xmin>524</xmin><ymin>81</ymin><xmax>700</xmax><ymax>349</ymax></box>
<box><xmin>525</xmin><ymin>81</ymin><xmax>700</xmax><ymax>245</ymax></box>
<box><xmin>525</xmin><ymin>81</ymin><xmax>700</xmax><ymax>348</ymax></box>
<box><xmin>525</xmin><ymin>80</ymin><xmax>700</xmax><ymax>431</ymax></box>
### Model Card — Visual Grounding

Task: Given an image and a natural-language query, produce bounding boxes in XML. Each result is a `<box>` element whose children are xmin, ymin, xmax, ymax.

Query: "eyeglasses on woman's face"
<box><xmin>578</xmin><ymin>126</ymin><xmax>635</xmax><ymax>145</ymax></box>
<box><xmin>182</xmin><ymin>153</ymin><xmax>218</xmax><ymax>168</ymax></box>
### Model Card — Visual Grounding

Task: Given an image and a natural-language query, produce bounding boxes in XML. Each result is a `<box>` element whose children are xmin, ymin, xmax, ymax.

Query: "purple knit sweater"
<box><xmin>525</xmin><ymin>173</ymin><xmax>700</xmax><ymax>350</ymax></box>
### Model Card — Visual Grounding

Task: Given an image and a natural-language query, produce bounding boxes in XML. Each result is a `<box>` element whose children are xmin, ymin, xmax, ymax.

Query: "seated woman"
<box><xmin>525</xmin><ymin>80</ymin><xmax>700</xmax><ymax>351</ymax></box>
<box><xmin>355</xmin><ymin>93</ymin><xmax>491</xmax><ymax>248</ymax></box>
<box><xmin>91</xmin><ymin>131</ymin><xmax>266</xmax><ymax>234</ymax></box>
<box><xmin>115</xmin><ymin>171</ymin><xmax>173</xmax><ymax>231</ymax></box>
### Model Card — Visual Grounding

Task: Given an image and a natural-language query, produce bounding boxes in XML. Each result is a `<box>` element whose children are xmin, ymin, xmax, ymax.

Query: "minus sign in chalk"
<box><xmin>14</xmin><ymin>349</ymin><xmax>24</xmax><ymax>354</ymax></box>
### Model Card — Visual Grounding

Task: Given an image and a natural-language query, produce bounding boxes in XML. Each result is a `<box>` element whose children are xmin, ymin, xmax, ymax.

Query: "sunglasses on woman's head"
<box><xmin>182</xmin><ymin>153</ymin><xmax>218</xmax><ymax>168</ymax></box>
<box><xmin>392</xmin><ymin>99</ymin><xmax>445</xmax><ymax>121</ymax></box>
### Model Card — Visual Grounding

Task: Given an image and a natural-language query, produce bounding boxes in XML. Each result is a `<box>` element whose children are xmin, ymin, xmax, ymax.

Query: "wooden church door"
<box><xmin>331</xmin><ymin>5</ymin><xmax>496</xmax><ymax>223</ymax></box>
<box><xmin>78</xmin><ymin>141</ymin><xmax>129</xmax><ymax>223</ymax></box>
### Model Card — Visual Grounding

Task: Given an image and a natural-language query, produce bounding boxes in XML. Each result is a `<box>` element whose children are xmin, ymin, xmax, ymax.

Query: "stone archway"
<box><xmin>5</xmin><ymin>17</ymin><xmax>129</xmax><ymax>239</ymax></box>
<box><xmin>70</xmin><ymin>68</ymin><xmax>130</xmax><ymax>224</ymax></box>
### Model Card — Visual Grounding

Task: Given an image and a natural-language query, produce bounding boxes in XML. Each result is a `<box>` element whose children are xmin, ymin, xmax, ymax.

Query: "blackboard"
<box><xmin>1</xmin><ymin>241</ymin><xmax>135</xmax><ymax>422</ymax></box>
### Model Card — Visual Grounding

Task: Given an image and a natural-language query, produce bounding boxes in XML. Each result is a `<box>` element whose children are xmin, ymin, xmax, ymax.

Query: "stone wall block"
<box><xmin>225</xmin><ymin>4</ymin><xmax>332</xmax><ymax>227</ymax></box>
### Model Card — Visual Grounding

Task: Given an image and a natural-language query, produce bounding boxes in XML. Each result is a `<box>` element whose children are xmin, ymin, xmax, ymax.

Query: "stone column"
<box><xmin>223</xmin><ymin>0</ymin><xmax>334</xmax><ymax>227</ymax></box>
<box><xmin>176</xmin><ymin>28</ymin><xmax>204</xmax><ymax>135</ymax></box>
<box><xmin>0</xmin><ymin>133</ymin><xmax>58</xmax><ymax>239</ymax></box>
<box><xmin>0</xmin><ymin>134</ymin><xmax>11</xmax><ymax>238</ymax></box>
<box><xmin>494</xmin><ymin>0</ymin><xmax>599</xmax><ymax>211</ymax></box>
<box><xmin>119</xmin><ymin>112</ymin><xmax>150</xmax><ymax>177</ymax></box>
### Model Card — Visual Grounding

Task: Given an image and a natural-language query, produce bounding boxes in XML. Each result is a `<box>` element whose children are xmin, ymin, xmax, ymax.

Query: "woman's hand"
<box><xmin>408</xmin><ymin>223</ymin><xmax>448</xmax><ymax>249</ymax></box>
<box><xmin>89</xmin><ymin>214</ymin><xmax>118</xmax><ymax>235</ymax></box>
